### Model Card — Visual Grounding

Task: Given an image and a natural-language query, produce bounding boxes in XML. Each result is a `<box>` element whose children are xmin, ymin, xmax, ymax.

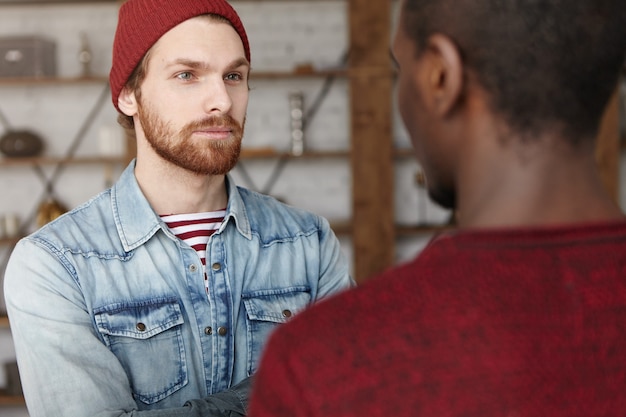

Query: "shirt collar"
<box><xmin>112</xmin><ymin>161</ymin><xmax>252</xmax><ymax>252</ymax></box>
<box><xmin>222</xmin><ymin>174</ymin><xmax>252</xmax><ymax>240</ymax></box>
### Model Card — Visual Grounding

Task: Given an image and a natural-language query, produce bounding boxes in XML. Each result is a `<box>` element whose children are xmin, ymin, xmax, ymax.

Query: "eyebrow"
<box><xmin>166</xmin><ymin>57</ymin><xmax>250</xmax><ymax>72</ymax></box>
<box><xmin>226</xmin><ymin>57</ymin><xmax>251</xmax><ymax>72</ymax></box>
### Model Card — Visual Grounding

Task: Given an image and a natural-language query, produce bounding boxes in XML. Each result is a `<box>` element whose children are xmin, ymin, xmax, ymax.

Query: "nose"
<box><xmin>202</xmin><ymin>76</ymin><xmax>232</xmax><ymax>115</ymax></box>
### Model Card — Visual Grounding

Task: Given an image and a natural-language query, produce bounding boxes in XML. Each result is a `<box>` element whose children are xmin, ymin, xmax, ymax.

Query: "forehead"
<box><xmin>149</xmin><ymin>15</ymin><xmax>245</xmax><ymax>64</ymax></box>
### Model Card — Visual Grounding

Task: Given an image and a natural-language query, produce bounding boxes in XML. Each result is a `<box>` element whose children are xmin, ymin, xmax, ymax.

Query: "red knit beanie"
<box><xmin>109</xmin><ymin>0</ymin><xmax>250</xmax><ymax>112</ymax></box>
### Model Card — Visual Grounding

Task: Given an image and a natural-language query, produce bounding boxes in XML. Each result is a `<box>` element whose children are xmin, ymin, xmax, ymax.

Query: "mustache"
<box><xmin>183</xmin><ymin>114</ymin><xmax>244</xmax><ymax>134</ymax></box>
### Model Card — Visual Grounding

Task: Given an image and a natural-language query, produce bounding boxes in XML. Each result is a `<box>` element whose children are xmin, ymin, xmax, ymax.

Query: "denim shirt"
<box><xmin>4</xmin><ymin>161</ymin><xmax>353</xmax><ymax>417</ymax></box>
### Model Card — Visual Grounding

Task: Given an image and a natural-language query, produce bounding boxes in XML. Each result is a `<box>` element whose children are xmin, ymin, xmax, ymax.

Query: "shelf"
<box><xmin>0</xmin><ymin>393</ymin><xmax>24</xmax><ymax>406</ymax></box>
<box><xmin>239</xmin><ymin>147</ymin><xmax>414</xmax><ymax>160</ymax></box>
<box><xmin>329</xmin><ymin>221</ymin><xmax>351</xmax><ymax>236</ymax></box>
<box><xmin>240</xmin><ymin>148</ymin><xmax>348</xmax><ymax>159</ymax></box>
<box><xmin>0</xmin><ymin>155</ymin><xmax>125</xmax><ymax>167</ymax></box>
<box><xmin>394</xmin><ymin>148</ymin><xmax>414</xmax><ymax>158</ymax></box>
<box><xmin>0</xmin><ymin>149</ymin><xmax>409</xmax><ymax>166</ymax></box>
<box><xmin>0</xmin><ymin>237</ymin><xmax>20</xmax><ymax>246</ymax></box>
<box><xmin>396</xmin><ymin>224</ymin><xmax>455</xmax><ymax>236</ymax></box>
<box><xmin>0</xmin><ymin>76</ymin><xmax>108</xmax><ymax>87</ymax></box>
<box><xmin>0</xmin><ymin>69</ymin><xmax>347</xmax><ymax>87</ymax></box>
<box><xmin>329</xmin><ymin>221</ymin><xmax>454</xmax><ymax>237</ymax></box>
<box><xmin>0</xmin><ymin>316</ymin><xmax>22</xmax><ymax>407</ymax></box>
<box><xmin>251</xmin><ymin>68</ymin><xmax>348</xmax><ymax>80</ymax></box>
<box><xmin>0</xmin><ymin>148</ymin><xmax>411</xmax><ymax>178</ymax></box>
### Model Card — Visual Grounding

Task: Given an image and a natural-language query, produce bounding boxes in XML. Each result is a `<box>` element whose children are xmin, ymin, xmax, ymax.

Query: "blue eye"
<box><xmin>176</xmin><ymin>71</ymin><xmax>193</xmax><ymax>81</ymax></box>
<box><xmin>225</xmin><ymin>73</ymin><xmax>243</xmax><ymax>82</ymax></box>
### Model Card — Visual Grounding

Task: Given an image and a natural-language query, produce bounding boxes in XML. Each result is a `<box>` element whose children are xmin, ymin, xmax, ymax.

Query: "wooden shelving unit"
<box><xmin>0</xmin><ymin>69</ymin><xmax>123</xmax><ymax>413</ymax></box>
<box><xmin>0</xmin><ymin>317</ymin><xmax>23</xmax><ymax>406</ymax></box>
<box><xmin>0</xmin><ymin>237</ymin><xmax>19</xmax><ymax>247</ymax></box>
<box><xmin>252</xmin><ymin>68</ymin><xmax>348</xmax><ymax>80</ymax></box>
<box><xmin>239</xmin><ymin>148</ymin><xmax>349</xmax><ymax>159</ymax></box>
<box><xmin>0</xmin><ymin>69</ymin><xmax>347</xmax><ymax>87</ymax></box>
<box><xmin>0</xmin><ymin>75</ymin><xmax>108</xmax><ymax>86</ymax></box>
<box><xmin>238</xmin><ymin>147</ymin><xmax>414</xmax><ymax>160</ymax></box>
<box><xmin>0</xmin><ymin>393</ymin><xmax>25</xmax><ymax>406</ymax></box>
<box><xmin>330</xmin><ymin>221</ymin><xmax>453</xmax><ymax>237</ymax></box>
<box><xmin>0</xmin><ymin>155</ymin><xmax>125</xmax><ymax>167</ymax></box>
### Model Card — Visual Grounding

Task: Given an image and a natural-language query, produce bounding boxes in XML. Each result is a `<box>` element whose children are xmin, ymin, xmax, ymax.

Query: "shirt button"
<box><xmin>204</xmin><ymin>327</ymin><xmax>213</xmax><ymax>335</ymax></box>
<box><xmin>189</xmin><ymin>264</ymin><xmax>198</xmax><ymax>273</ymax></box>
<box><xmin>282</xmin><ymin>309</ymin><xmax>292</xmax><ymax>318</ymax></box>
<box><xmin>217</xmin><ymin>326</ymin><xmax>228</xmax><ymax>336</ymax></box>
<box><xmin>136</xmin><ymin>322</ymin><xmax>146</xmax><ymax>332</ymax></box>
<box><xmin>211</xmin><ymin>263</ymin><xmax>221</xmax><ymax>271</ymax></box>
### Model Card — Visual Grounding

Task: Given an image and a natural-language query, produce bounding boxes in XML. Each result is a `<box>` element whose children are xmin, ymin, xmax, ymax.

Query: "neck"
<box><xmin>134</xmin><ymin>146</ymin><xmax>229</xmax><ymax>216</ymax></box>
<box><xmin>456</xmin><ymin>132</ymin><xmax>623</xmax><ymax>229</ymax></box>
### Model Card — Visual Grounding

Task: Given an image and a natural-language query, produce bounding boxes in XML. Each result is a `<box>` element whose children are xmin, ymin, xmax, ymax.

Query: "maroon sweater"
<box><xmin>248</xmin><ymin>221</ymin><xmax>626</xmax><ymax>417</ymax></box>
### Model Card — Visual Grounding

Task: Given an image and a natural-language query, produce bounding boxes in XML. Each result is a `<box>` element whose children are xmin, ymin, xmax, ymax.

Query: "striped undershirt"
<box><xmin>161</xmin><ymin>209</ymin><xmax>226</xmax><ymax>294</ymax></box>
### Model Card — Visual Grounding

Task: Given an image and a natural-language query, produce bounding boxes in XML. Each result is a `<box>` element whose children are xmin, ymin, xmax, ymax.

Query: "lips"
<box><xmin>194</xmin><ymin>127</ymin><xmax>232</xmax><ymax>140</ymax></box>
<box><xmin>182</xmin><ymin>115</ymin><xmax>243</xmax><ymax>140</ymax></box>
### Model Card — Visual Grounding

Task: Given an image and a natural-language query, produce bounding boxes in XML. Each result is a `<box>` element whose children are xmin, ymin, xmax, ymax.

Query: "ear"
<box><xmin>117</xmin><ymin>86</ymin><xmax>138</xmax><ymax>117</ymax></box>
<box><xmin>419</xmin><ymin>33</ymin><xmax>464</xmax><ymax>116</ymax></box>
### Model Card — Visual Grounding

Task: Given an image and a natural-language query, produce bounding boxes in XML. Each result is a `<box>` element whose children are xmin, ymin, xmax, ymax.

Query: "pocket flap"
<box><xmin>95</xmin><ymin>298</ymin><xmax>184</xmax><ymax>340</ymax></box>
<box><xmin>243</xmin><ymin>287</ymin><xmax>311</xmax><ymax>323</ymax></box>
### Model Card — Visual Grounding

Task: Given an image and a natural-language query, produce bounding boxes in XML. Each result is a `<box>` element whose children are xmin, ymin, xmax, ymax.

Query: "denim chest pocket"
<box><xmin>94</xmin><ymin>298</ymin><xmax>188</xmax><ymax>405</ymax></box>
<box><xmin>242</xmin><ymin>287</ymin><xmax>311</xmax><ymax>374</ymax></box>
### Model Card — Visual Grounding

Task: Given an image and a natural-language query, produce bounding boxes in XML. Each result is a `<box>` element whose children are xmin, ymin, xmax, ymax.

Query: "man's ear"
<box><xmin>420</xmin><ymin>33</ymin><xmax>463</xmax><ymax>116</ymax></box>
<box><xmin>117</xmin><ymin>86</ymin><xmax>138</xmax><ymax>117</ymax></box>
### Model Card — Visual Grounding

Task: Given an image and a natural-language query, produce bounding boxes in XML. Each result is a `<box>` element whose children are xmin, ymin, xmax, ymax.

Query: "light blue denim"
<box><xmin>4</xmin><ymin>161</ymin><xmax>353</xmax><ymax>417</ymax></box>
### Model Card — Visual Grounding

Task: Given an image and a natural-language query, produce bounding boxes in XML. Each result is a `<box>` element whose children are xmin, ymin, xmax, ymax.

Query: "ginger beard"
<box><xmin>137</xmin><ymin>96</ymin><xmax>244</xmax><ymax>176</ymax></box>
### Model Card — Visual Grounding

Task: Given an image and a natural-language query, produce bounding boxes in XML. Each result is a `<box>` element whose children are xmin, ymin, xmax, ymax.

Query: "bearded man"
<box><xmin>4</xmin><ymin>1</ymin><xmax>353</xmax><ymax>416</ymax></box>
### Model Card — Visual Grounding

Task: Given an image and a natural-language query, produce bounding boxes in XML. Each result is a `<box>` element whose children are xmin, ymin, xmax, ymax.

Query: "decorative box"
<box><xmin>0</xmin><ymin>36</ymin><xmax>56</xmax><ymax>78</ymax></box>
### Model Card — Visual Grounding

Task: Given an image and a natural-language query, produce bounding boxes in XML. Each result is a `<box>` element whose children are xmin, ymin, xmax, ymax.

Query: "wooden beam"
<box><xmin>595</xmin><ymin>87</ymin><xmax>621</xmax><ymax>201</ymax></box>
<box><xmin>348</xmin><ymin>0</ymin><xmax>395</xmax><ymax>282</ymax></box>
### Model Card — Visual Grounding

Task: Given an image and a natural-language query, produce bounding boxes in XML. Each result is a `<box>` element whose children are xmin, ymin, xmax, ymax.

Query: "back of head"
<box><xmin>401</xmin><ymin>0</ymin><xmax>626</xmax><ymax>144</ymax></box>
<box><xmin>109</xmin><ymin>0</ymin><xmax>250</xmax><ymax>113</ymax></box>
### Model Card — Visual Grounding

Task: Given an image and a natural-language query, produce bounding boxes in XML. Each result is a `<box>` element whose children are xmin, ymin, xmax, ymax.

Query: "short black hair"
<box><xmin>401</xmin><ymin>0</ymin><xmax>626</xmax><ymax>144</ymax></box>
